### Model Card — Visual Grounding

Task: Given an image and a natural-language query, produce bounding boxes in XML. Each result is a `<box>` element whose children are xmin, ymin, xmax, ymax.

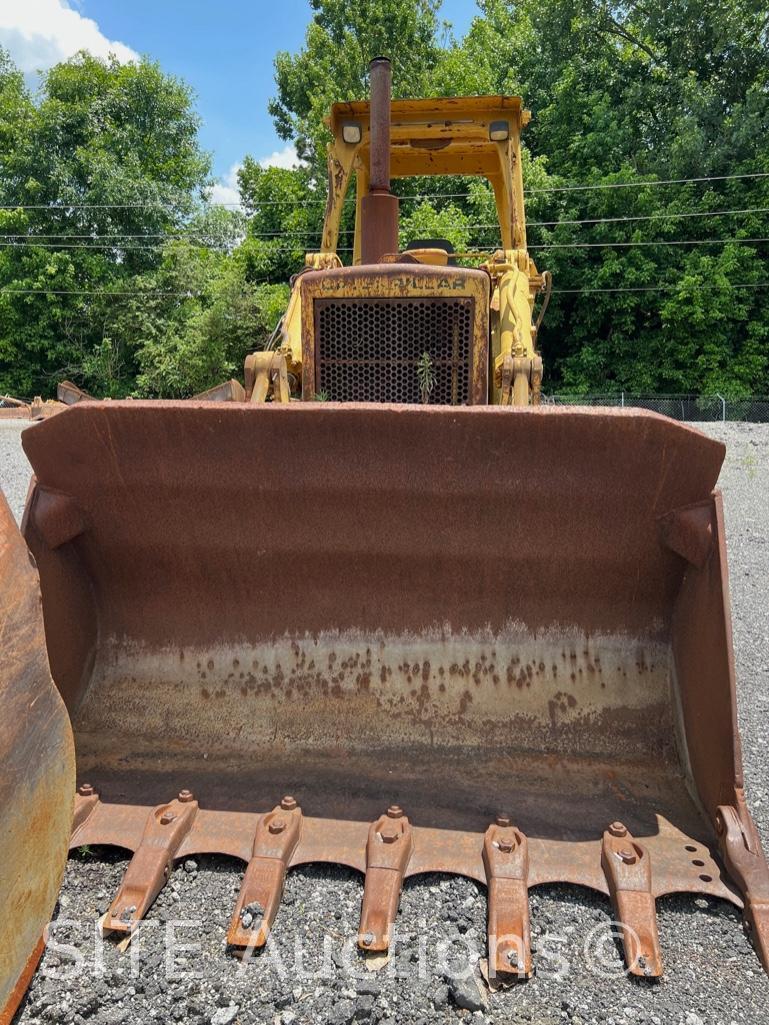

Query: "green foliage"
<box><xmin>123</xmin><ymin>245</ymin><xmax>289</xmax><ymax>398</ymax></box>
<box><xmin>270</xmin><ymin>0</ymin><xmax>446</xmax><ymax>168</ymax></box>
<box><xmin>432</xmin><ymin>0</ymin><xmax>769</xmax><ymax>394</ymax></box>
<box><xmin>0</xmin><ymin>47</ymin><xmax>212</xmax><ymax>397</ymax></box>
<box><xmin>2</xmin><ymin>0</ymin><xmax>769</xmax><ymax>399</ymax></box>
<box><xmin>416</xmin><ymin>351</ymin><xmax>436</xmax><ymax>403</ymax></box>
<box><xmin>399</xmin><ymin>201</ymin><xmax>471</xmax><ymax>252</ymax></box>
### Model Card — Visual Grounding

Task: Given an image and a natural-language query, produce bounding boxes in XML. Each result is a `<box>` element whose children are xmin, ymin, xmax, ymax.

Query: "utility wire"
<box><xmin>527</xmin><ymin>206</ymin><xmax>769</xmax><ymax>228</ymax></box>
<box><xmin>527</xmin><ymin>236</ymin><xmax>769</xmax><ymax>250</ymax></box>
<box><xmin>2</xmin><ymin>170</ymin><xmax>768</xmax><ymax>212</ymax></box>
<box><xmin>0</xmin><ymin>288</ymin><xmax>200</xmax><ymax>297</ymax></box>
<box><xmin>8</xmin><ymin>204</ymin><xmax>766</xmax><ymax>241</ymax></box>
<box><xmin>7</xmin><ymin>234</ymin><xmax>769</xmax><ymax>253</ymax></box>
<box><xmin>527</xmin><ymin>172</ymin><xmax>769</xmax><ymax>194</ymax></box>
<box><xmin>551</xmin><ymin>281</ymin><xmax>769</xmax><ymax>294</ymax></box>
<box><xmin>4</xmin><ymin>235</ymin><xmax>768</xmax><ymax>253</ymax></box>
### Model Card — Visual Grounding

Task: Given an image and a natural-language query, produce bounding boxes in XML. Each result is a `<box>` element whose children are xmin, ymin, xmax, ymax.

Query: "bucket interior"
<box><xmin>22</xmin><ymin>401</ymin><xmax>726</xmax><ymax>845</ymax></box>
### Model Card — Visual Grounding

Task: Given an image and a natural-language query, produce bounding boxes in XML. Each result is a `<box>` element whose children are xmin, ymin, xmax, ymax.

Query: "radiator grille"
<box><xmin>314</xmin><ymin>297</ymin><xmax>474</xmax><ymax>404</ymax></box>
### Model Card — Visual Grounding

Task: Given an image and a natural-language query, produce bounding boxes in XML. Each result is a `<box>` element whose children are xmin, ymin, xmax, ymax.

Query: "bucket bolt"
<box><xmin>281</xmin><ymin>795</ymin><xmax>297</xmax><ymax>811</ymax></box>
<box><xmin>496</xmin><ymin>813</ymin><xmax>511</xmax><ymax>828</ymax></box>
<box><xmin>159</xmin><ymin>810</ymin><xmax>176</xmax><ymax>825</ymax></box>
<box><xmin>269</xmin><ymin>818</ymin><xmax>286</xmax><ymax>835</ymax></box>
<box><xmin>608</xmin><ymin>821</ymin><xmax>628</xmax><ymax>838</ymax></box>
<box><xmin>78</xmin><ymin>783</ymin><xmax>95</xmax><ymax>797</ymax></box>
<box><xmin>178</xmin><ymin>789</ymin><xmax>194</xmax><ymax>803</ymax></box>
<box><xmin>387</xmin><ymin>805</ymin><xmax>403</xmax><ymax>819</ymax></box>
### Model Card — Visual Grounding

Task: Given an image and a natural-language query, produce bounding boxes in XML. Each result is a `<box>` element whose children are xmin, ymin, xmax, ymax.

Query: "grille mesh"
<box><xmin>315</xmin><ymin>297</ymin><xmax>474</xmax><ymax>404</ymax></box>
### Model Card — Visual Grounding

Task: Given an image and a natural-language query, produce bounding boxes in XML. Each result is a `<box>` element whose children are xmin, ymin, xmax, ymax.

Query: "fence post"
<box><xmin>621</xmin><ymin>391</ymin><xmax>625</xmax><ymax>408</ymax></box>
<box><xmin>716</xmin><ymin>393</ymin><xmax>726</xmax><ymax>422</ymax></box>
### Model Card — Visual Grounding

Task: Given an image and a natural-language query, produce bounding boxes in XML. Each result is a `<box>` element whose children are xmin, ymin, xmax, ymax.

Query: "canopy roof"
<box><xmin>327</xmin><ymin>96</ymin><xmax>528</xmax><ymax>178</ymax></box>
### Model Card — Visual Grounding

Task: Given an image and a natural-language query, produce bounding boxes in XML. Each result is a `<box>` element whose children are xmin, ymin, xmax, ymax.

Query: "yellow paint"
<box><xmin>245</xmin><ymin>95</ymin><xmax>549</xmax><ymax>406</ymax></box>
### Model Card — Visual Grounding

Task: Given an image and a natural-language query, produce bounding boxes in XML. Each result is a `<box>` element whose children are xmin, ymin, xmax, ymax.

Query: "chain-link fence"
<box><xmin>543</xmin><ymin>393</ymin><xmax>769</xmax><ymax>422</ymax></box>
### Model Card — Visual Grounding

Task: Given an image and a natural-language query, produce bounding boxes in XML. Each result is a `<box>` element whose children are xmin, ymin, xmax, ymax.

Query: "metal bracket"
<box><xmin>658</xmin><ymin>501</ymin><xmax>714</xmax><ymax>569</ymax></box>
<box><xmin>601</xmin><ymin>822</ymin><xmax>662</xmax><ymax>977</ymax></box>
<box><xmin>717</xmin><ymin>804</ymin><xmax>769</xmax><ymax>972</ymax></box>
<box><xmin>245</xmin><ymin>351</ymin><xmax>291</xmax><ymax>404</ymax></box>
<box><xmin>71</xmin><ymin>783</ymin><xmax>100</xmax><ymax>839</ymax></box>
<box><xmin>104</xmin><ymin>791</ymin><xmax>198</xmax><ymax>933</ymax></box>
<box><xmin>358</xmin><ymin>806</ymin><xmax>413</xmax><ymax>952</ymax></box>
<box><xmin>496</xmin><ymin>353</ymin><xmax>538</xmax><ymax>406</ymax></box>
<box><xmin>32</xmin><ymin>487</ymin><xmax>86</xmax><ymax>549</ymax></box>
<box><xmin>482</xmin><ymin>816</ymin><xmax>532</xmax><ymax>978</ymax></box>
<box><xmin>227</xmin><ymin>797</ymin><xmax>302</xmax><ymax>948</ymax></box>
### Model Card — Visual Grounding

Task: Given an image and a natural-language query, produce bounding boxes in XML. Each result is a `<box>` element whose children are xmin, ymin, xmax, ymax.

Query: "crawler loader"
<box><xmin>2</xmin><ymin>58</ymin><xmax>769</xmax><ymax>1021</ymax></box>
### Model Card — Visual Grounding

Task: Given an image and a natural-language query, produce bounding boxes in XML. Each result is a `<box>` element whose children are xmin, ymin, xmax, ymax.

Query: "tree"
<box><xmin>440</xmin><ymin>0</ymin><xmax>769</xmax><ymax>394</ymax></box>
<box><xmin>269</xmin><ymin>0</ymin><xmax>446</xmax><ymax>168</ymax></box>
<box><xmin>0</xmin><ymin>49</ymin><xmax>212</xmax><ymax>397</ymax></box>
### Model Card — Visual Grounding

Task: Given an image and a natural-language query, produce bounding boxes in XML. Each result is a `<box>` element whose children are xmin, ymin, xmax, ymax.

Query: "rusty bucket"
<box><xmin>3</xmin><ymin>400</ymin><xmax>768</xmax><ymax>999</ymax></box>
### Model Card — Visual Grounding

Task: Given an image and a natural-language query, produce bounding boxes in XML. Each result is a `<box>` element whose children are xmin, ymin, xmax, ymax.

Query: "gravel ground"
<box><xmin>2</xmin><ymin>417</ymin><xmax>768</xmax><ymax>1025</ymax></box>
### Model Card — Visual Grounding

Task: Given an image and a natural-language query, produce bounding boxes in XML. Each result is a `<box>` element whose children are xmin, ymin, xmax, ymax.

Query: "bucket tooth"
<box><xmin>358</xmin><ymin>806</ymin><xmax>413</xmax><ymax>952</ymax></box>
<box><xmin>716</xmin><ymin>804</ymin><xmax>769</xmax><ymax>973</ymax></box>
<box><xmin>227</xmin><ymin>797</ymin><xmax>302</xmax><ymax>949</ymax></box>
<box><xmin>72</xmin><ymin>783</ymin><xmax>100</xmax><ymax>838</ymax></box>
<box><xmin>104</xmin><ymin>791</ymin><xmax>198</xmax><ymax>933</ymax></box>
<box><xmin>482</xmin><ymin>816</ymin><xmax>532</xmax><ymax>979</ymax></box>
<box><xmin>601</xmin><ymin>822</ymin><xmax>662</xmax><ymax>977</ymax></box>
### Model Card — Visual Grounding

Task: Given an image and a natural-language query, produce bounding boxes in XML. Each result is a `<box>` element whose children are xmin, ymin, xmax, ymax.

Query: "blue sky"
<box><xmin>0</xmin><ymin>0</ymin><xmax>477</xmax><ymax>199</ymax></box>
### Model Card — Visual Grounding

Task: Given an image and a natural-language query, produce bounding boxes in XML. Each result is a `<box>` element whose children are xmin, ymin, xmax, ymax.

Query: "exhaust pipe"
<box><xmin>360</xmin><ymin>57</ymin><xmax>399</xmax><ymax>264</ymax></box>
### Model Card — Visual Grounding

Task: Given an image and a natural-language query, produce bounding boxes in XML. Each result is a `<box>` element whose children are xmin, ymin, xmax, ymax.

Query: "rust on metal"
<box><xmin>358</xmin><ymin>807</ymin><xmax>413</xmax><ymax>951</ymax></box>
<box><xmin>3</xmin><ymin>398</ymin><xmax>767</xmax><ymax>987</ymax></box>
<box><xmin>0</xmin><ymin>492</ymin><xmax>75</xmax><ymax>1023</ymax></box>
<box><xmin>30</xmin><ymin>486</ymin><xmax>86</xmax><ymax>549</ymax></box>
<box><xmin>483</xmin><ymin>819</ymin><xmax>532</xmax><ymax>978</ymax></box>
<box><xmin>57</xmin><ymin>381</ymin><xmax>94</xmax><ymax>405</ymax></box>
<box><xmin>72</xmin><ymin>784</ymin><xmax>100</xmax><ymax>835</ymax></box>
<box><xmin>227</xmin><ymin>799</ymin><xmax>303</xmax><ymax>948</ymax></box>
<box><xmin>103</xmin><ymin>794</ymin><xmax>199</xmax><ymax>933</ymax></box>
<box><xmin>192</xmin><ymin>379</ymin><xmax>246</xmax><ymax>403</ymax></box>
<box><xmin>601</xmin><ymin>823</ymin><xmax>662</xmax><ymax>977</ymax></box>
<box><xmin>300</xmin><ymin>266</ymin><xmax>489</xmax><ymax>402</ymax></box>
<box><xmin>360</xmin><ymin>57</ymin><xmax>399</xmax><ymax>264</ymax></box>
<box><xmin>716</xmin><ymin>802</ymin><xmax>769</xmax><ymax>972</ymax></box>
<box><xmin>659</xmin><ymin>500</ymin><xmax>714</xmax><ymax>569</ymax></box>
<box><xmin>313</xmin><ymin>296</ymin><xmax>475</xmax><ymax>404</ymax></box>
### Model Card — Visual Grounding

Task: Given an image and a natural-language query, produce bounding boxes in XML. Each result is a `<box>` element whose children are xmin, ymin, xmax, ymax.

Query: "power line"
<box><xmin>0</xmin><ymin>288</ymin><xmax>200</xmax><ymax>297</ymax></box>
<box><xmin>2</xmin><ymin>171</ymin><xmax>768</xmax><ymax>212</ymax></box>
<box><xmin>4</xmin><ymin>235</ymin><xmax>769</xmax><ymax>255</ymax></box>
<box><xmin>0</xmin><ymin>241</ymin><xmax>352</xmax><ymax>252</ymax></box>
<box><xmin>527</xmin><ymin>205</ymin><xmax>769</xmax><ymax>228</ymax></box>
<box><xmin>526</xmin><ymin>171</ymin><xmax>769</xmax><ymax>194</ymax></box>
<box><xmin>527</xmin><ymin>236</ymin><xmax>769</xmax><ymax>250</ymax></box>
<box><xmin>1</xmin><ymin>204</ymin><xmax>767</xmax><ymax>244</ymax></box>
<box><xmin>551</xmin><ymin>281</ymin><xmax>769</xmax><ymax>294</ymax></box>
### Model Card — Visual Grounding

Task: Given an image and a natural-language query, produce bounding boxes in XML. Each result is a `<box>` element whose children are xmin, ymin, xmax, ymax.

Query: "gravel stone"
<box><xmin>445</xmin><ymin>973</ymin><xmax>487</xmax><ymax>1012</ymax></box>
<box><xmin>210</xmin><ymin>1008</ymin><xmax>238</xmax><ymax>1025</ymax></box>
<box><xmin>4</xmin><ymin>420</ymin><xmax>769</xmax><ymax>1024</ymax></box>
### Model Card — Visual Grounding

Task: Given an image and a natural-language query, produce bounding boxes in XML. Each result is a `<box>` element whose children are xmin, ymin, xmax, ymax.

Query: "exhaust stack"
<box><xmin>360</xmin><ymin>57</ymin><xmax>399</xmax><ymax>264</ymax></box>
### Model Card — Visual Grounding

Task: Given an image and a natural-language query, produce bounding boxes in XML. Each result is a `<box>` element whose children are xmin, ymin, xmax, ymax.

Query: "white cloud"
<box><xmin>208</xmin><ymin>163</ymin><xmax>242</xmax><ymax>207</ymax></box>
<box><xmin>0</xmin><ymin>0</ymin><xmax>138</xmax><ymax>74</ymax></box>
<box><xmin>259</xmin><ymin>144</ymin><xmax>300</xmax><ymax>170</ymax></box>
<box><xmin>208</xmin><ymin>146</ymin><xmax>306</xmax><ymax>207</ymax></box>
